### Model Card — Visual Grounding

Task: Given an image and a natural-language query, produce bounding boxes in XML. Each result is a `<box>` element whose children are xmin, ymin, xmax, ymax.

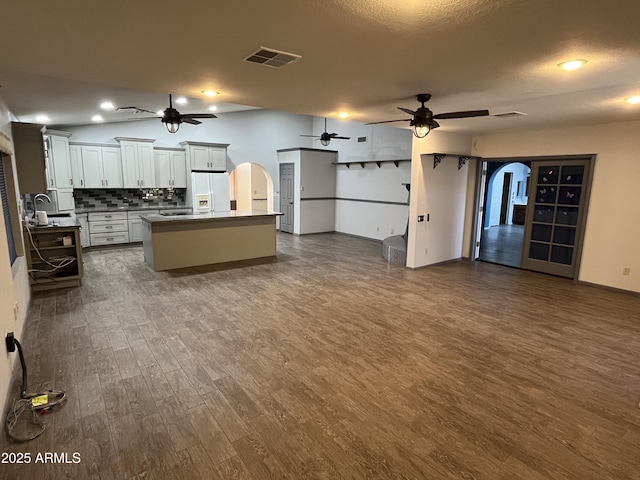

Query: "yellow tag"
<box><xmin>31</xmin><ymin>394</ymin><xmax>48</xmax><ymax>407</ymax></box>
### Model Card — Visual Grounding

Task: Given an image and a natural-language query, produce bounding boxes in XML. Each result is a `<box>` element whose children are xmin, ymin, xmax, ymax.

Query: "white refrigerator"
<box><xmin>190</xmin><ymin>172</ymin><xmax>231</xmax><ymax>213</ymax></box>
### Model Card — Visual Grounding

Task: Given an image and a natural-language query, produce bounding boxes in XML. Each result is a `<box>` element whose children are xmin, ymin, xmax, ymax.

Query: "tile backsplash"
<box><xmin>74</xmin><ymin>188</ymin><xmax>187</xmax><ymax>209</ymax></box>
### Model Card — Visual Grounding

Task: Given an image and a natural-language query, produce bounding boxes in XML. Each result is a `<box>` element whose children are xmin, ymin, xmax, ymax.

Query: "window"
<box><xmin>1</xmin><ymin>152</ymin><xmax>17</xmax><ymax>265</ymax></box>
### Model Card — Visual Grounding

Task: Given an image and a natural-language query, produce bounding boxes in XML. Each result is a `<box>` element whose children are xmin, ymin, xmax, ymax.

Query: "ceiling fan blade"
<box><xmin>365</xmin><ymin>119</ymin><xmax>411</xmax><ymax>125</ymax></box>
<box><xmin>433</xmin><ymin>109</ymin><xmax>490</xmax><ymax>119</ymax></box>
<box><xmin>118</xmin><ymin>106</ymin><xmax>156</xmax><ymax>114</ymax></box>
<box><xmin>181</xmin><ymin>113</ymin><xmax>217</xmax><ymax>119</ymax></box>
<box><xmin>398</xmin><ymin>107</ymin><xmax>417</xmax><ymax>116</ymax></box>
<box><xmin>300</xmin><ymin>135</ymin><xmax>320</xmax><ymax>138</ymax></box>
<box><xmin>181</xmin><ymin>118</ymin><xmax>201</xmax><ymax>125</ymax></box>
<box><xmin>127</xmin><ymin>116</ymin><xmax>161</xmax><ymax>121</ymax></box>
<box><xmin>332</xmin><ymin>136</ymin><xmax>350</xmax><ymax>140</ymax></box>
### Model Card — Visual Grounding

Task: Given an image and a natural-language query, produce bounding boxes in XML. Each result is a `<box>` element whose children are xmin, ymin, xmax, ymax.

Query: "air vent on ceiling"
<box><xmin>244</xmin><ymin>47</ymin><xmax>301</xmax><ymax>68</ymax></box>
<box><xmin>357</xmin><ymin>136</ymin><xmax>367</xmax><ymax>143</ymax></box>
<box><xmin>493</xmin><ymin>111</ymin><xmax>527</xmax><ymax>118</ymax></box>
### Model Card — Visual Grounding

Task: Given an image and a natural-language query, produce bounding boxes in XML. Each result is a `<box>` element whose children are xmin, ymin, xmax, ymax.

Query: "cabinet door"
<box><xmin>128</xmin><ymin>218</ymin><xmax>143</xmax><ymax>242</ymax></box>
<box><xmin>69</xmin><ymin>145</ymin><xmax>85</xmax><ymax>188</ymax></box>
<box><xmin>121</xmin><ymin>142</ymin><xmax>139</xmax><ymax>188</ymax></box>
<box><xmin>78</xmin><ymin>215</ymin><xmax>89</xmax><ymax>248</ymax></box>
<box><xmin>49</xmin><ymin>135</ymin><xmax>73</xmax><ymax>188</ymax></box>
<box><xmin>154</xmin><ymin>151</ymin><xmax>172</xmax><ymax>188</ymax></box>
<box><xmin>138</xmin><ymin>143</ymin><xmax>155</xmax><ymax>187</ymax></box>
<box><xmin>81</xmin><ymin>146</ymin><xmax>103</xmax><ymax>188</ymax></box>
<box><xmin>56</xmin><ymin>189</ymin><xmax>75</xmax><ymax>211</ymax></box>
<box><xmin>171</xmin><ymin>151</ymin><xmax>187</xmax><ymax>187</ymax></box>
<box><xmin>191</xmin><ymin>146</ymin><xmax>210</xmax><ymax>170</ymax></box>
<box><xmin>209</xmin><ymin>148</ymin><xmax>227</xmax><ymax>171</ymax></box>
<box><xmin>102</xmin><ymin>147</ymin><xmax>123</xmax><ymax>188</ymax></box>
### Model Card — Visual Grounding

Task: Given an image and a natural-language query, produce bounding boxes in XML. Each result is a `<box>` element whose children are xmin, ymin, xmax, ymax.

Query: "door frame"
<box><xmin>472</xmin><ymin>154</ymin><xmax>595</xmax><ymax>281</ymax></box>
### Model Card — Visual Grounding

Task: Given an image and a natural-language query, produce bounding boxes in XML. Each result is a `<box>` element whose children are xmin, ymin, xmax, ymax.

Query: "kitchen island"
<box><xmin>140</xmin><ymin>210</ymin><xmax>282</xmax><ymax>271</ymax></box>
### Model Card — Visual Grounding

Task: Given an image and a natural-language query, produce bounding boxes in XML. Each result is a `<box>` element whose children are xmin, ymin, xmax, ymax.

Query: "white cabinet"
<box><xmin>69</xmin><ymin>144</ymin><xmax>85</xmax><ymax>188</ymax></box>
<box><xmin>88</xmin><ymin>212</ymin><xmax>129</xmax><ymax>245</ymax></box>
<box><xmin>48</xmin><ymin>189</ymin><xmax>75</xmax><ymax>211</ymax></box>
<box><xmin>77</xmin><ymin>214</ymin><xmax>89</xmax><ymax>247</ymax></box>
<box><xmin>45</xmin><ymin>131</ymin><xmax>74</xmax><ymax>188</ymax></box>
<box><xmin>180</xmin><ymin>142</ymin><xmax>228</xmax><ymax>172</ymax></box>
<box><xmin>117</xmin><ymin>138</ymin><xmax>156</xmax><ymax>188</ymax></box>
<box><xmin>154</xmin><ymin>149</ymin><xmax>187</xmax><ymax>188</ymax></box>
<box><xmin>127</xmin><ymin>210</ymin><xmax>157</xmax><ymax>242</ymax></box>
<box><xmin>80</xmin><ymin>145</ymin><xmax>123</xmax><ymax>189</ymax></box>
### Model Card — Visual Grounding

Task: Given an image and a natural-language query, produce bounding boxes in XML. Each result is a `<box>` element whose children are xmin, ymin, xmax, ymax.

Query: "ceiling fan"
<box><xmin>118</xmin><ymin>94</ymin><xmax>217</xmax><ymax>133</ymax></box>
<box><xmin>367</xmin><ymin>93</ymin><xmax>489</xmax><ymax>138</ymax></box>
<box><xmin>300</xmin><ymin>117</ymin><xmax>350</xmax><ymax>146</ymax></box>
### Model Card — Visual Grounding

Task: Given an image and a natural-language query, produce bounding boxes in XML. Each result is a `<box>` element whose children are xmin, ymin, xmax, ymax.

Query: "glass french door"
<box><xmin>521</xmin><ymin>158</ymin><xmax>592</xmax><ymax>278</ymax></box>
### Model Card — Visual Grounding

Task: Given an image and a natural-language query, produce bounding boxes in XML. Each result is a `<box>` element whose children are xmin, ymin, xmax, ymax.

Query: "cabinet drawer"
<box><xmin>88</xmin><ymin>212</ymin><xmax>127</xmax><ymax>222</ymax></box>
<box><xmin>127</xmin><ymin>210</ymin><xmax>158</xmax><ymax>220</ymax></box>
<box><xmin>90</xmin><ymin>232</ymin><xmax>130</xmax><ymax>246</ymax></box>
<box><xmin>89</xmin><ymin>220</ymin><xmax>128</xmax><ymax>234</ymax></box>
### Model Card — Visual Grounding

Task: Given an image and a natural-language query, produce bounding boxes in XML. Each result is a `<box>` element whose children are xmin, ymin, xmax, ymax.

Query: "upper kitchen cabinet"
<box><xmin>78</xmin><ymin>144</ymin><xmax>123</xmax><ymax>189</ymax></box>
<box><xmin>68</xmin><ymin>144</ymin><xmax>85</xmax><ymax>188</ymax></box>
<box><xmin>154</xmin><ymin>148</ymin><xmax>187</xmax><ymax>188</ymax></box>
<box><xmin>180</xmin><ymin>142</ymin><xmax>228</xmax><ymax>172</ymax></box>
<box><xmin>44</xmin><ymin>130</ymin><xmax>74</xmax><ymax>189</ymax></box>
<box><xmin>11</xmin><ymin>122</ymin><xmax>47</xmax><ymax>194</ymax></box>
<box><xmin>116</xmin><ymin>138</ymin><xmax>155</xmax><ymax>188</ymax></box>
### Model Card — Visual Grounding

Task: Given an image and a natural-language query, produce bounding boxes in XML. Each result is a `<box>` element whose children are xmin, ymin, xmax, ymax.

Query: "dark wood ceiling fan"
<box><xmin>300</xmin><ymin>117</ymin><xmax>350</xmax><ymax>146</ymax></box>
<box><xmin>366</xmin><ymin>93</ymin><xmax>489</xmax><ymax>137</ymax></box>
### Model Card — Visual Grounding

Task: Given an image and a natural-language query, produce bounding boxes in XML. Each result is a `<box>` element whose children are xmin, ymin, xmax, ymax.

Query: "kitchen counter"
<box><xmin>141</xmin><ymin>210</ymin><xmax>282</xmax><ymax>271</ymax></box>
<box><xmin>27</xmin><ymin>217</ymin><xmax>81</xmax><ymax>230</ymax></box>
<box><xmin>140</xmin><ymin>209</ymin><xmax>282</xmax><ymax>224</ymax></box>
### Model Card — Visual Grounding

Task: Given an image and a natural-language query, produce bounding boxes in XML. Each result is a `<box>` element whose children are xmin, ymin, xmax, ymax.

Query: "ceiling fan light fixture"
<box><xmin>412</xmin><ymin>121</ymin><xmax>430</xmax><ymax>138</ymax></box>
<box><xmin>166</xmin><ymin>122</ymin><xmax>180</xmax><ymax>133</ymax></box>
<box><xmin>320</xmin><ymin>138</ymin><xmax>330</xmax><ymax>146</ymax></box>
<box><xmin>557</xmin><ymin>59</ymin><xmax>588</xmax><ymax>71</ymax></box>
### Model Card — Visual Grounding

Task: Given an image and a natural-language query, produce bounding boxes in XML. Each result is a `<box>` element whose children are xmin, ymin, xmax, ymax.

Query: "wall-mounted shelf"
<box><xmin>333</xmin><ymin>159</ymin><xmax>411</xmax><ymax>169</ymax></box>
<box><xmin>423</xmin><ymin>153</ymin><xmax>481</xmax><ymax>170</ymax></box>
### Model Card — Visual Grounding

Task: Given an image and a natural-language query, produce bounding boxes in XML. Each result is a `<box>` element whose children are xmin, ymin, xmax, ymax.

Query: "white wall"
<box><xmin>0</xmin><ymin>96</ymin><xmax>31</xmax><ymax>417</ymax></box>
<box><xmin>309</xmin><ymin>118</ymin><xmax>413</xmax><ymax>240</ymax></box>
<box><xmin>473</xmin><ymin>120</ymin><xmax>640</xmax><ymax>293</ymax></box>
<box><xmin>407</xmin><ymin>130</ymin><xmax>473</xmax><ymax>268</ymax></box>
<box><xmin>486</xmin><ymin>162</ymin><xmax>530</xmax><ymax>227</ymax></box>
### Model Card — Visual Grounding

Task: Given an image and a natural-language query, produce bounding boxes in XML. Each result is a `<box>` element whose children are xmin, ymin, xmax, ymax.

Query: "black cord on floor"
<box><xmin>5</xmin><ymin>337</ymin><xmax>66</xmax><ymax>442</ymax></box>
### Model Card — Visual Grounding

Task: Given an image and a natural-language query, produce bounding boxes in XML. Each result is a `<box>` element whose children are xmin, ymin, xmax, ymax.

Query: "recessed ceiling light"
<box><xmin>625</xmin><ymin>96</ymin><xmax>640</xmax><ymax>104</ymax></box>
<box><xmin>35</xmin><ymin>114</ymin><xmax>49</xmax><ymax>123</ymax></box>
<box><xmin>557</xmin><ymin>59</ymin><xmax>588</xmax><ymax>71</ymax></box>
<box><xmin>100</xmin><ymin>101</ymin><xmax>115</xmax><ymax>110</ymax></box>
<box><xmin>175</xmin><ymin>97</ymin><xmax>187</xmax><ymax>105</ymax></box>
<box><xmin>92</xmin><ymin>115</ymin><xmax>104</xmax><ymax>122</ymax></box>
<box><xmin>156</xmin><ymin>110</ymin><xmax>164</xmax><ymax>115</ymax></box>
<box><xmin>202</xmin><ymin>90</ymin><xmax>219</xmax><ymax>98</ymax></box>
<box><xmin>208</xmin><ymin>105</ymin><xmax>218</xmax><ymax>112</ymax></box>
<box><xmin>337</xmin><ymin>112</ymin><xmax>351</xmax><ymax>118</ymax></box>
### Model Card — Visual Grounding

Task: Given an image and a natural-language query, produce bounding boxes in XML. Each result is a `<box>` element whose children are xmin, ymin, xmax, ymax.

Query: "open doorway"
<box><xmin>478</xmin><ymin>161</ymin><xmax>531</xmax><ymax>267</ymax></box>
<box><xmin>228</xmin><ymin>162</ymin><xmax>274</xmax><ymax>211</ymax></box>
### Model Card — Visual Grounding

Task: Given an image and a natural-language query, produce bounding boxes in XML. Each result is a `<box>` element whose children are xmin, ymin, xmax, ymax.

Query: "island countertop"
<box><xmin>140</xmin><ymin>210</ymin><xmax>283</xmax><ymax>224</ymax></box>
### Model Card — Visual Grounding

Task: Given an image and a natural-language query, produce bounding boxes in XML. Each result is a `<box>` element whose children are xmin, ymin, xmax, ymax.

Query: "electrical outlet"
<box><xmin>623</xmin><ymin>267</ymin><xmax>631</xmax><ymax>276</ymax></box>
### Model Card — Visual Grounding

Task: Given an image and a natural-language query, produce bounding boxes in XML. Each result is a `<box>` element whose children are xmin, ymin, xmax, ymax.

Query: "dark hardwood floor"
<box><xmin>479</xmin><ymin>224</ymin><xmax>525</xmax><ymax>268</ymax></box>
<box><xmin>2</xmin><ymin>232</ymin><xmax>640</xmax><ymax>479</ymax></box>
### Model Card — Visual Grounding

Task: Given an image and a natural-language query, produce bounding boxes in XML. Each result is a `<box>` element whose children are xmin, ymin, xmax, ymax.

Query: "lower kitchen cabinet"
<box><xmin>127</xmin><ymin>210</ymin><xmax>158</xmax><ymax>242</ymax></box>
<box><xmin>88</xmin><ymin>212</ymin><xmax>129</xmax><ymax>245</ymax></box>
<box><xmin>77</xmin><ymin>214</ymin><xmax>90</xmax><ymax>248</ymax></box>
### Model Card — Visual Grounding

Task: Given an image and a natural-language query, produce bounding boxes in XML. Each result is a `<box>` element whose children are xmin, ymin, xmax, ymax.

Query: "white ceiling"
<box><xmin>1</xmin><ymin>0</ymin><xmax>640</xmax><ymax>134</ymax></box>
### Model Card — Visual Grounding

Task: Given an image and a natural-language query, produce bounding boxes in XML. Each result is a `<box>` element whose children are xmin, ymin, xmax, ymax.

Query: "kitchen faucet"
<box><xmin>32</xmin><ymin>193</ymin><xmax>51</xmax><ymax>218</ymax></box>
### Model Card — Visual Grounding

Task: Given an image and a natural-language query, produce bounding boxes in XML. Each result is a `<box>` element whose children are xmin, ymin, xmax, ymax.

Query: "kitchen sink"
<box><xmin>159</xmin><ymin>211</ymin><xmax>193</xmax><ymax>216</ymax></box>
<box><xmin>45</xmin><ymin>212</ymin><xmax>72</xmax><ymax>218</ymax></box>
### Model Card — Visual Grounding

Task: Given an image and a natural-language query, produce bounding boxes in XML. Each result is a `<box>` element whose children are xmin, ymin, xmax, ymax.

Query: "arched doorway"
<box><xmin>228</xmin><ymin>163</ymin><xmax>274</xmax><ymax>211</ymax></box>
<box><xmin>479</xmin><ymin>161</ymin><xmax>531</xmax><ymax>267</ymax></box>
